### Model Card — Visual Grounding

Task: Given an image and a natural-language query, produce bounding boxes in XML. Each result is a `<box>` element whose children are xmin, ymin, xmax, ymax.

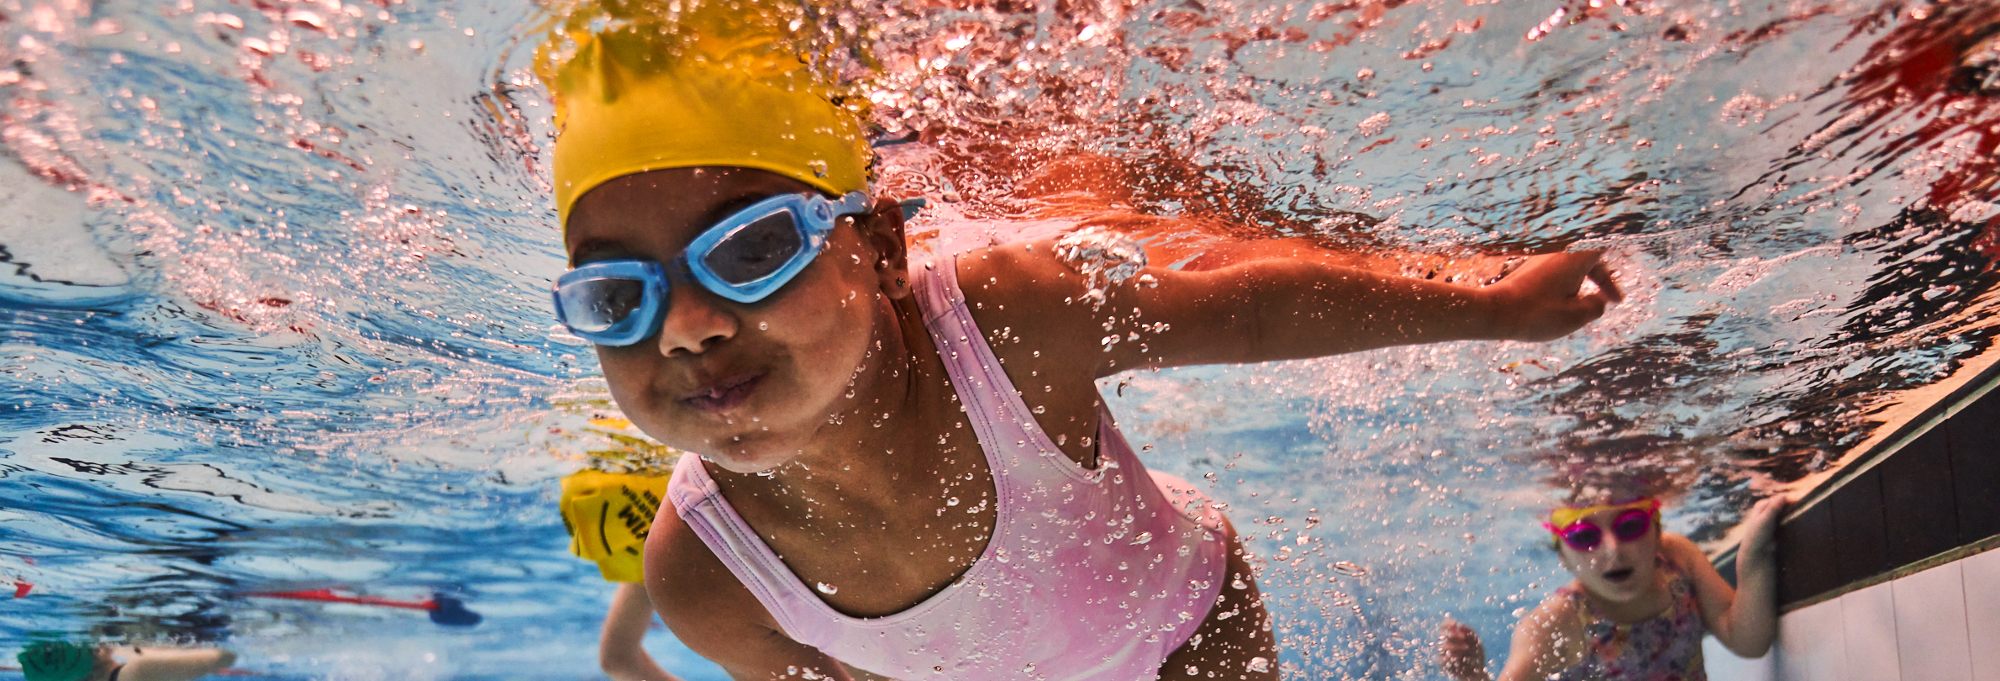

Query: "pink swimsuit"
<box><xmin>668</xmin><ymin>256</ymin><xmax>1229</xmax><ymax>680</ymax></box>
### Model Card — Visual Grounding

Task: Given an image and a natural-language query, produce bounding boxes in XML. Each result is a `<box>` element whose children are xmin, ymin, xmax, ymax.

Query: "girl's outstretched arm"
<box><xmin>109</xmin><ymin>647</ymin><xmax>237</xmax><ymax>681</ymax></box>
<box><xmin>1673</xmin><ymin>497</ymin><xmax>1786</xmax><ymax>657</ymax></box>
<box><xmin>957</xmin><ymin>243</ymin><xmax>1620</xmax><ymax>380</ymax></box>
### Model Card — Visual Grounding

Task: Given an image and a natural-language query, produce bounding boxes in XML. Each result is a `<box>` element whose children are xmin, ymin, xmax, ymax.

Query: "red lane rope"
<box><xmin>242</xmin><ymin>589</ymin><xmax>437</xmax><ymax>611</ymax></box>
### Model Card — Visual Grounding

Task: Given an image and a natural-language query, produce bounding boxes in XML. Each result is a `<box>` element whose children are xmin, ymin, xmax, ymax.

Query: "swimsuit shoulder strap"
<box><xmin>664</xmin><ymin>454</ymin><xmax>825</xmax><ymax>644</ymax></box>
<box><xmin>1661</xmin><ymin>554</ymin><xmax>1703</xmax><ymax>615</ymax></box>
<box><xmin>909</xmin><ymin>257</ymin><xmax>1098</xmax><ymax>485</ymax></box>
<box><xmin>1557</xmin><ymin>581</ymin><xmax>1605</xmax><ymax>628</ymax></box>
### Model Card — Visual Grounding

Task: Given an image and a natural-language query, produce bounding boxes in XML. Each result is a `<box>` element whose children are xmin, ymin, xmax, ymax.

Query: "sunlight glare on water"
<box><xmin>1</xmin><ymin>0</ymin><xmax>1995</xmax><ymax>678</ymax></box>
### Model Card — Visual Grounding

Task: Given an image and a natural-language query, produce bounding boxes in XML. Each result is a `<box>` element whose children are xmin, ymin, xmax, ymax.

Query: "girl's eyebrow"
<box><xmin>569</xmin><ymin>239</ymin><xmax>628</xmax><ymax>266</ymax></box>
<box><xmin>701</xmin><ymin>190</ymin><xmax>791</xmax><ymax>224</ymax></box>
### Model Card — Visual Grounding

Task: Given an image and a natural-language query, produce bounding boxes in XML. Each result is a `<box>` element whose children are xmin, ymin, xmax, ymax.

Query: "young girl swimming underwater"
<box><xmin>14</xmin><ymin>641</ymin><xmax>237</xmax><ymax>681</ymax></box>
<box><xmin>537</xmin><ymin>1</ymin><xmax>1623</xmax><ymax>678</ymax></box>
<box><xmin>1438</xmin><ymin>495</ymin><xmax>1785</xmax><ymax>681</ymax></box>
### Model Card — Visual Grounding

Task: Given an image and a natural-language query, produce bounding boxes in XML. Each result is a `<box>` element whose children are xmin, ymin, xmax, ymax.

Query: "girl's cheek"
<box><xmin>1621</xmin><ymin>542</ymin><xmax>1653</xmax><ymax>565</ymax></box>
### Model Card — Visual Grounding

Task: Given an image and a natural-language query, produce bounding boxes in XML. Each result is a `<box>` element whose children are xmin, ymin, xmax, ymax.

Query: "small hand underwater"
<box><xmin>2</xmin><ymin>0</ymin><xmax>1998</xmax><ymax>680</ymax></box>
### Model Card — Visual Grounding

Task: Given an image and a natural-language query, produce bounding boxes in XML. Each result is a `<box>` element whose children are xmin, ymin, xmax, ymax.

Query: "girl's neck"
<box><xmin>1576</xmin><ymin>567</ymin><xmax>1674</xmax><ymax>625</ymax></box>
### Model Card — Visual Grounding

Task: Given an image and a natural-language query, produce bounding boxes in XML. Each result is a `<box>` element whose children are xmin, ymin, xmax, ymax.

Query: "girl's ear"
<box><xmin>859</xmin><ymin>197</ymin><xmax>912</xmax><ymax>299</ymax></box>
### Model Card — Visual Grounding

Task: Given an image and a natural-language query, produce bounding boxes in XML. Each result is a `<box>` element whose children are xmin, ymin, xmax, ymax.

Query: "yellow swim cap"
<box><xmin>537</xmin><ymin>0</ymin><xmax>874</xmax><ymax>229</ymax></box>
<box><xmin>560</xmin><ymin>469</ymin><xmax>671</xmax><ymax>582</ymax></box>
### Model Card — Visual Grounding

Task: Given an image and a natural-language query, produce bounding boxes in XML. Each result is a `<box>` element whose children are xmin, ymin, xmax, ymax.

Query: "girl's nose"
<box><xmin>655</xmin><ymin>284</ymin><xmax>739</xmax><ymax>357</ymax></box>
<box><xmin>1600</xmin><ymin>532</ymin><xmax>1643</xmax><ymax>563</ymax></box>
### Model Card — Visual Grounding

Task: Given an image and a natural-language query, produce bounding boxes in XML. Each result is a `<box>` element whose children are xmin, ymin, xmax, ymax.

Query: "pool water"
<box><xmin>1</xmin><ymin>0</ymin><xmax>1994</xmax><ymax>678</ymax></box>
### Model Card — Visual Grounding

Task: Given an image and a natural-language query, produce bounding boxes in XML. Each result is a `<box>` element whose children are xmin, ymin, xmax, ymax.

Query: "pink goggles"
<box><xmin>1543</xmin><ymin>498</ymin><xmax>1660</xmax><ymax>552</ymax></box>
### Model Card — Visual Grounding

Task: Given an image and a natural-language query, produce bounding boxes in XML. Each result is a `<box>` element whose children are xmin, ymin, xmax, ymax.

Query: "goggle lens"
<box><xmin>556</xmin><ymin>277</ymin><xmax>647</xmax><ymax>333</ymax></box>
<box><xmin>1560</xmin><ymin>524</ymin><xmax>1604</xmax><ymax>552</ymax></box>
<box><xmin>1610</xmin><ymin>509</ymin><xmax>1653</xmax><ymax>541</ymax></box>
<box><xmin>702</xmin><ymin>210</ymin><xmax>805</xmax><ymax>285</ymax></box>
<box><xmin>1556</xmin><ymin>509</ymin><xmax>1655</xmax><ymax>552</ymax></box>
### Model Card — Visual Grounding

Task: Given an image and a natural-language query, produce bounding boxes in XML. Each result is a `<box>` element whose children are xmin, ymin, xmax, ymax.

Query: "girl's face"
<box><xmin>1555</xmin><ymin>508</ymin><xmax>1661</xmax><ymax>603</ymax></box>
<box><xmin>563</xmin><ymin>167</ymin><xmax>903</xmax><ymax>473</ymax></box>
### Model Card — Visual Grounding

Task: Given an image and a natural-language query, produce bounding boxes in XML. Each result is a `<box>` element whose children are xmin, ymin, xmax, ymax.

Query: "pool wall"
<box><xmin>1776</xmin><ymin>364</ymin><xmax>2000</xmax><ymax>611</ymax></box>
<box><xmin>1756</xmin><ymin>362</ymin><xmax>2000</xmax><ymax>681</ymax></box>
<box><xmin>1773</xmin><ymin>546</ymin><xmax>2000</xmax><ymax>681</ymax></box>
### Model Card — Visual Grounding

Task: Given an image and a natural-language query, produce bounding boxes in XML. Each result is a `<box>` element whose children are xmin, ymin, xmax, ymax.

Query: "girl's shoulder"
<box><xmin>1655</xmin><ymin>532</ymin><xmax>1705</xmax><ymax>572</ymax></box>
<box><xmin>1517</xmin><ymin>586</ymin><xmax>1591</xmax><ymax>671</ymax></box>
<box><xmin>1526</xmin><ymin>582</ymin><xmax>1588</xmax><ymax>631</ymax></box>
<box><xmin>954</xmin><ymin>242</ymin><xmax>1091</xmax><ymax>309</ymax></box>
<box><xmin>950</xmin><ymin>243</ymin><xmax>1116</xmax><ymax>384</ymax></box>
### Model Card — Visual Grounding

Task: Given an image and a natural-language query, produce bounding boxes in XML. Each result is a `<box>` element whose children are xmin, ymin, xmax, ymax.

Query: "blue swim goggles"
<box><xmin>552</xmin><ymin>191</ymin><xmax>872</xmax><ymax>346</ymax></box>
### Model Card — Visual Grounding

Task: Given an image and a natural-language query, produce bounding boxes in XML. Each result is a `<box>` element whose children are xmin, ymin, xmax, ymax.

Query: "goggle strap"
<box><xmin>1548</xmin><ymin>497</ymin><xmax>1660</xmax><ymax>529</ymax></box>
<box><xmin>835</xmin><ymin>191</ymin><xmax>871</xmax><ymax>217</ymax></box>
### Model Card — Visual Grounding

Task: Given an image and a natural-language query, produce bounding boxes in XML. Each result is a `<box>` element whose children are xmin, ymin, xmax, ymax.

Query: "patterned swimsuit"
<box><xmin>1552</xmin><ymin>558</ymin><xmax>1707</xmax><ymax>681</ymax></box>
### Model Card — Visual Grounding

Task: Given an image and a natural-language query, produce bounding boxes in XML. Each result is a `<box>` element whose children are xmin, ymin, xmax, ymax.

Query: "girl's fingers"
<box><xmin>1587</xmin><ymin>262</ymin><xmax>1624</xmax><ymax>303</ymax></box>
<box><xmin>1532</xmin><ymin>252</ymin><xmax>1599</xmax><ymax>291</ymax></box>
<box><xmin>1530</xmin><ymin>251</ymin><xmax>1614</xmax><ymax>302</ymax></box>
<box><xmin>1755</xmin><ymin>497</ymin><xmax>1788</xmax><ymax>525</ymax></box>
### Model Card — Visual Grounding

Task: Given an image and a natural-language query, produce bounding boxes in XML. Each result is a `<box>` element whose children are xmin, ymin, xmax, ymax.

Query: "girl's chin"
<box><xmin>695</xmin><ymin>435</ymin><xmax>806</xmax><ymax>474</ymax></box>
<box><xmin>1585</xmin><ymin>578</ymin><xmax>1645</xmax><ymax>601</ymax></box>
<box><xmin>701</xmin><ymin>453</ymin><xmax>794</xmax><ymax>475</ymax></box>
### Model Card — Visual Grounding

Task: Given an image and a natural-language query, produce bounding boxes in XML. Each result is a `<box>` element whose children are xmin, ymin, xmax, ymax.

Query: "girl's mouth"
<box><xmin>1603</xmin><ymin>567</ymin><xmax>1635</xmax><ymax>583</ymax></box>
<box><xmin>682</xmin><ymin>372</ymin><xmax>764</xmax><ymax>413</ymax></box>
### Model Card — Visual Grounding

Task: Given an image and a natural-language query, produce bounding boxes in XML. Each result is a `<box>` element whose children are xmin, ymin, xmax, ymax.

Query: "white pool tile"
<box><xmin>1778</xmin><ymin>598</ymin><xmax>1847</xmax><ymax>681</ymax></box>
<box><xmin>1842</xmin><ymin>582</ymin><xmax>1902</xmax><ymax>681</ymax></box>
<box><xmin>1965</xmin><ymin>549</ymin><xmax>2000</xmax><ymax>681</ymax></box>
<box><xmin>1892</xmin><ymin>561</ymin><xmax>1972</xmax><ymax>681</ymax></box>
<box><xmin>1706</xmin><ymin>634</ymin><xmax>1775</xmax><ymax>681</ymax></box>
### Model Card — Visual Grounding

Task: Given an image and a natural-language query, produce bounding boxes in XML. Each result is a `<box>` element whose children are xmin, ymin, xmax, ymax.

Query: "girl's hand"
<box><xmin>1740</xmin><ymin>496</ymin><xmax>1787</xmax><ymax>558</ymax></box>
<box><xmin>1483</xmin><ymin>252</ymin><xmax>1623</xmax><ymax>342</ymax></box>
<box><xmin>1438</xmin><ymin>619</ymin><xmax>1491</xmax><ymax>681</ymax></box>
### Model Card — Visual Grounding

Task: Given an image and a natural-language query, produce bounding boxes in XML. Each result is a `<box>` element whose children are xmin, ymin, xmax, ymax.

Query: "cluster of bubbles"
<box><xmin>1053</xmin><ymin>226</ymin><xmax>1150</xmax><ymax>309</ymax></box>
